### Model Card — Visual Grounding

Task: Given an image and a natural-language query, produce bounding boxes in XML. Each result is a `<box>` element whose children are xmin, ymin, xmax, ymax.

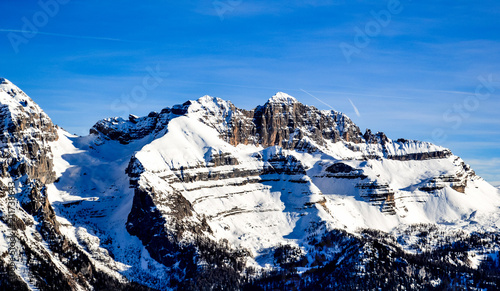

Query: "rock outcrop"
<box><xmin>91</xmin><ymin>93</ymin><xmax>365</xmax><ymax>150</ymax></box>
<box><xmin>0</xmin><ymin>78</ymin><xmax>58</xmax><ymax>184</ymax></box>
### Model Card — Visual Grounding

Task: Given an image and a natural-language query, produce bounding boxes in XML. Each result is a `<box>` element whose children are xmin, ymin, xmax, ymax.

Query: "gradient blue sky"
<box><xmin>1</xmin><ymin>0</ymin><xmax>499</xmax><ymax>185</ymax></box>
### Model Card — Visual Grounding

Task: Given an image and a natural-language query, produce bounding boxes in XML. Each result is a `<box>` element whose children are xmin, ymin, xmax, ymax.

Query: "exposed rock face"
<box><xmin>91</xmin><ymin>93</ymin><xmax>365</xmax><ymax>149</ymax></box>
<box><xmin>126</xmin><ymin>186</ymin><xmax>198</xmax><ymax>268</ymax></box>
<box><xmin>226</xmin><ymin>94</ymin><xmax>364</xmax><ymax>148</ymax></box>
<box><xmin>324</xmin><ymin>162</ymin><xmax>368</xmax><ymax>179</ymax></box>
<box><xmin>417</xmin><ymin>157</ymin><xmax>474</xmax><ymax>194</ymax></box>
<box><xmin>90</xmin><ymin>101</ymin><xmax>203</xmax><ymax>144</ymax></box>
<box><xmin>6</xmin><ymin>182</ymin><xmax>149</xmax><ymax>290</ymax></box>
<box><xmin>126</xmin><ymin>180</ymin><xmax>249</xmax><ymax>289</ymax></box>
<box><xmin>0</xmin><ymin>78</ymin><xmax>58</xmax><ymax>184</ymax></box>
<box><xmin>356</xmin><ymin>182</ymin><xmax>396</xmax><ymax>214</ymax></box>
<box><xmin>387</xmin><ymin>150</ymin><xmax>452</xmax><ymax>161</ymax></box>
<box><xmin>363</xmin><ymin>129</ymin><xmax>389</xmax><ymax>144</ymax></box>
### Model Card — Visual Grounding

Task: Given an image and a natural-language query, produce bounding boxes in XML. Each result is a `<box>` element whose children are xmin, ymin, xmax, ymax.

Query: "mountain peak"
<box><xmin>192</xmin><ymin>95</ymin><xmax>234</xmax><ymax>114</ymax></box>
<box><xmin>0</xmin><ymin>77</ymin><xmax>20</xmax><ymax>92</ymax></box>
<box><xmin>267</xmin><ymin>92</ymin><xmax>298</xmax><ymax>105</ymax></box>
<box><xmin>0</xmin><ymin>78</ymin><xmax>44</xmax><ymax>116</ymax></box>
<box><xmin>197</xmin><ymin>94</ymin><xmax>217</xmax><ymax>103</ymax></box>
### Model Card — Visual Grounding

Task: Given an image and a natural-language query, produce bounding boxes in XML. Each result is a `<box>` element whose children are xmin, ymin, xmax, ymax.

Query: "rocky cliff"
<box><xmin>0</xmin><ymin>79</ymin><xmax>152</xmax><ymax>290</ymax></box>
<box><xmin>0</xmin><ymin>78</ymin><xmax>57</xmax><ymax>184</ymax></box>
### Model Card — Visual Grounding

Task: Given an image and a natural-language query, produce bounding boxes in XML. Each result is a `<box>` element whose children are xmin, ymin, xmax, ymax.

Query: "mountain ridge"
<box><xmin>1</xmin><ymin>79</ymin><xmax>499</xmax><ymax>290</ymax></box>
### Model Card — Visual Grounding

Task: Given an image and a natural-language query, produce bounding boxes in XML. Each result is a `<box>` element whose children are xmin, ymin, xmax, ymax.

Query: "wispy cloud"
<box><xmin>448</xmin><ymin>142</ymin><xmax>500</xmax><ymax>148</ymax></box>
<box><xmin>0</xmin><ymin>29</ymin><xmax>150</xmax><ymax>43</ymax></box>
<box><xmin>348</xmin><ymin>98</ymin><xmax>360</xmax><ymax>117</ymax></box>
<box><xmin>196</xmin><ymin>0</ymin><xmax>342</xmax><ymax>18</ymax></box>
<box><xmin>466</xmin><ymin>158</ymin><xmax>500</xmax><ymax>168</ymax></box>
<box><xmin>303</xmin><ymin>90</ymin><xmax>415</xmax><ymax>100</ymax></box>
<box><xmin>300</xmin><ymin>89</ymin><xmax>335</xmax><ymax>110</ymax></box>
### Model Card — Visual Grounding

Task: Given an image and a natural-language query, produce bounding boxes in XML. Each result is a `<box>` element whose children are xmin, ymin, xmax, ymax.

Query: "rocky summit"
<box><xmin>0</xmin><ymin>79</ymin><xmax>499</xmax><ymax>290</ymax></box>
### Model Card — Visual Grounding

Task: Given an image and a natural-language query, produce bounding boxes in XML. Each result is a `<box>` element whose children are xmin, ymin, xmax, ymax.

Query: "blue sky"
<box><xmin>1</xmin><ymin>0</ymin><xmax>499</xmax><ymax>185</ymax></box>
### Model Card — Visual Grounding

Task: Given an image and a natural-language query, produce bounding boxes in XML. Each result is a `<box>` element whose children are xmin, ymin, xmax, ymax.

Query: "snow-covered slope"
<box><xmin>120</xmin><ymin>95</ymin><xmax>499</xmax><ymax>254</ymax></box>
<box><xmin>1</xmin><ymin>81</ymin><xmax>499</xmax><ymax>290</ymax></box>
<box><xmin>93</xmin><ymin>93</ymin><xmax>500</xmax><ymax>288</ymax></box>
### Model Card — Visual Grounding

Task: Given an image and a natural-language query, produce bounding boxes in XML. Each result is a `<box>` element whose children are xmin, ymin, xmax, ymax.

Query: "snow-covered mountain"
<box><xmin>1</xmin><ymin>79</ymin><xmax>499</xmax><ymax>290</ymax></box>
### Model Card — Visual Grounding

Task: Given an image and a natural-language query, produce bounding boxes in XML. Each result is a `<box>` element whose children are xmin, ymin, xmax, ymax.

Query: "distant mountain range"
<box><xmin>1</xmin><ymin>78</ymin><xmax>499</xmax><ymax>290</ymax></box>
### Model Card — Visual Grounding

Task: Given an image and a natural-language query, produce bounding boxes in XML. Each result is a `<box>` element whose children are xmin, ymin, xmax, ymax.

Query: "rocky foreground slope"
<box><xmin>0</xmin><ymin>79</ymin><xmax>499</xmax><ymax>290</ymax></box>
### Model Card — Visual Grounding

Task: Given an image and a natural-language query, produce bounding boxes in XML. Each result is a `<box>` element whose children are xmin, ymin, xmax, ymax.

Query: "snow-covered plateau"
<box><xmin>0</xmin><ymin>78</ymin><xmax>499</xmax><ymax>290</ymax></box>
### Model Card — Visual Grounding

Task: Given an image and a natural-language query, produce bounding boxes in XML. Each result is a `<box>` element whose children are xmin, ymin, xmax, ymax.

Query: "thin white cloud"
<box><xmin>449</xmin><ymin>142</ymin><xmax>500</xmax><ymax>148</ymax></box>
<box><xmin>300</xmin><ymin>89</ymin><xmax>335</xmax><ymax>110</ymax></box>
<box><xmin>0</xmin><ymin>29</ymin><xmax>149</xmax><ymax>43</ymax></box>
<box><xmin>348</xmin><ymin>98</ymin><xmax>360</xmax><ymax>117</ymax></box>
<box><xmin>304</xmin><ymin>90</ymin><xmax>415</xmax><ymax>100</ymax></box>
<box><xmin>466</xmin><ymin>158</ymin><xmax>500</xmax><ymax>168</ymax></box>
<box><xmin>196</xmin><ymin>0</ymin><xmax>342</xmax><ymax>18</ymax></box>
